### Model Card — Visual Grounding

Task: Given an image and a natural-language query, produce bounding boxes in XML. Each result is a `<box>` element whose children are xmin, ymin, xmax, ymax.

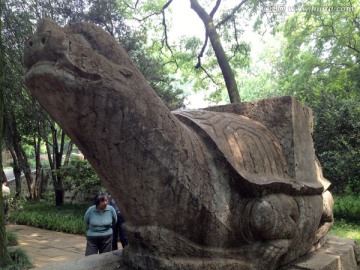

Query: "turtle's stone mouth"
<box><xmin>25</xmin><ymin>59</ymin><xmax>101</xmax><ymax>82</ymax></box>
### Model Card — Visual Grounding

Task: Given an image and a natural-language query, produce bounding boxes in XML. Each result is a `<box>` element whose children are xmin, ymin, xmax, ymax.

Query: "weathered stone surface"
<box><xmin>34</xmin><ymin>236</ymin><xmax>360</xmax><ymax>270</ymax></box>
<box><xmin>205</xmin><ymin>96</ymin><xmax>328</xmax><ymax>189</ymax></box>
<box><xmin>280</xmin><ymin>236</ymin><xmax>360</xmax><ymax>270</ymax></box>
<box><xmin>33</xmin><ymin>250</ymin><xmax>128</xmax><ymax>270</ymax></box>
<box><xmin>24</xmin><ymin>19</ymin><xmax>336</xmax><ymax>269</ymax></box>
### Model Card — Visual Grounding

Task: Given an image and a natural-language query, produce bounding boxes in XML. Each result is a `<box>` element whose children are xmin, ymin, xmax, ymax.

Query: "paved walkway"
<box><xmin>5</xmin><ymin>224</ymin><xmax>87</xmax><ymax>269</ymax></box>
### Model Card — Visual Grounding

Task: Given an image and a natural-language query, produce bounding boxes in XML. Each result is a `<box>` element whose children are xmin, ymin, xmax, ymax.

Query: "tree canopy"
<box><xmin>276</xmin><ymin>0</ymin><xmax>360</xmax><ymax>193</ymax></box>
<box><xmin>119</xmin><ymin>0</ymin><xmax>285</xmax><ymax>103</ymax></box>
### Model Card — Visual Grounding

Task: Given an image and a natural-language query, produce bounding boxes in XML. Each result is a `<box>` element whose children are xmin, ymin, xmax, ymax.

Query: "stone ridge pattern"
<box><xmin>24</xmin><ymin>19</ymin><xmax>341</xmax><ymax>269</ymax></box>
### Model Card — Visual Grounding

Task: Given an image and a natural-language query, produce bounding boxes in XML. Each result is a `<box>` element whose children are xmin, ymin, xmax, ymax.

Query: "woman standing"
<box><xmin>84</xmin><ymin>193</ymin><xmax>117</xmax><ymax>256</ymax></box>
<box><xmin>2</xmin><ymin>180</ymin><xmax>10</xmax><ymax>224</ymax></box>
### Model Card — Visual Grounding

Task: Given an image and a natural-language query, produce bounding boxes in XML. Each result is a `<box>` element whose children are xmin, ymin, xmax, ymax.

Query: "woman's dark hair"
<box><xmin>94</xmin><ymin>193</ymin><xmax>108</xmax><ymax>207</ymax></box>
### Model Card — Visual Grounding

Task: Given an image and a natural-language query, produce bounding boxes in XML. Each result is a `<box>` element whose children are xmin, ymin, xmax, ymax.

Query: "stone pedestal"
<box><xmin>35</xmin><ymin>236</ymin><xmax>359</xmax><ymax>270</ymax></box>
<box><xmin>280</xmin><ymin>236</ymin><xmax>360</xmax><ymax>270</ymax></box>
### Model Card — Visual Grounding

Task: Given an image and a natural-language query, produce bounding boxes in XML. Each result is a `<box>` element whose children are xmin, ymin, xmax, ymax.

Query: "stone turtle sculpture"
<box><xmin>24</xmin><ymin>19</ymin><xmax>334</xmax><ymax>269</ymax></box>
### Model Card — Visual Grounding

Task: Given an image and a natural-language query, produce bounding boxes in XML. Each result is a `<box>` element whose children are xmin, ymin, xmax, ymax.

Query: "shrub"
<box><xmin>10</xmin><ymin>197</ymin><xmax>26</xmax><ymax>211</ymax></box>
<box><xmin>56</xmin><ymin>156</ymin><xmax>104</xmax><ymax>196</ymax></box>
<box><xmin>325</xmin><ymin>195</ymin><xmax>360</xmax><ymax>242</ymax></box>
<box><xmin>6</xmin><ymin>231</ymin><xmax>18</xmax><ymax>246</ymax></box>
<box><xmin>333</xmin><ymin>195</ymin><xmax>360</xmax><ymax>222</ymax></box>
<box><xmin>9</xmin><ymin>201</ymin><xmax>89</xmax><ymax>235</ymax></box>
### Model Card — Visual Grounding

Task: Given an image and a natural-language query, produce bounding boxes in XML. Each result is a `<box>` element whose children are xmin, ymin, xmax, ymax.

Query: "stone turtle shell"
<box><xmin>174</xmin><ymin>109</ymin><xmax>324</xmax><ymax>195</ymax></box>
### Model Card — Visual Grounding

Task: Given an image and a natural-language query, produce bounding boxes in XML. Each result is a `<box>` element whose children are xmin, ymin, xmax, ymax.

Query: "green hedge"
<box><xmin>333</xmin><ymin>195</ymin><xmax>360</xmax><ymax>222</ymax></box>
<box><xmin>9</xmin><ymin>201</ymin><xmax>90</xmax><ymax>235</ymax></box>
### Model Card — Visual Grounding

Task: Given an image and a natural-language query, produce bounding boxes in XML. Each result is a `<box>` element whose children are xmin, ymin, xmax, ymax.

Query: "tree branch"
<box><xmin>195</xmin><ymin>34</ymin><xmax>209</xmax><ymax>68</ymax></box>
<box><xmin>190</xmin><ymin>0</ymin><xmax>212</xmax><ymax>24</ymax></box>
<box><xmin>199</xmin><ymin>66</ymin><xmax>220</xmax><ymax>86</ymax></box>
<box><xmin>215</xmin><ymin>0</ymin><xmax>248</xmax><ymax>28</ymax></box>
<box><xmin>190</xmin><ymin>0</ymin><xmax>212</xmax><ymax>70</ymax></box>
<box><xmin>123</xmin><ymin>1</ymin><xmax>140</xmax><ymax>10</ymax></box>
<box><xmin>131</xmin><ymin>0</ymin><xmax>173</xmax><ymax>22</ymax></box>
<box><xmin>326</xmin><ymin>19</ymin><xmax>360</xmax><ymax>54</ymax></box>
<box><xmin>190</xmin><ymin>0</ymin><xmax>241</xmax><ymax>103</ymax></box>
<box><xmin>129</xmin><ymin>0</ymin><xmax>177</xmax><ymax>68</ymax></box>
<box><xmin>210</xmin><ymin>0</ymin><xmax>221</xmax><ymax>18</ymax></box>
<box><xmin>162</xmin><ymin>0</ymin><xmax>173</xmax><ymax>9</ymax></box>
<box><xmin>161</xmin><ymin>8</ymin><xmax>179</xmax><ymax>69</ymax></box>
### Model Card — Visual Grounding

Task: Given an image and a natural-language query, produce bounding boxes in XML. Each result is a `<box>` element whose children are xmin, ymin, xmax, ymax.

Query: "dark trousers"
<box><xmin>4</xmin><ymin>203</ymin><xmax>8</xmax><ymax>222</ymax></box>
<box><xmin>112</xmin><ymin>212</ymin><xmax>128</xmax><ymax>250</ymax></box>
<box><xmin>85</xmin><ymin>234</ymin><xmax>112</xmax><ymax>256</ymax></box>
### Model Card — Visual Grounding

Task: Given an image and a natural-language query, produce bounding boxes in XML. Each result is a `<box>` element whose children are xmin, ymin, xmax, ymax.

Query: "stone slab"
<box><xmin>34</xmin><ymin>236</ymin><xmax>359</xmax><ymax>270</ymax></box>
<box><xmin>206</xmin><ymin>96</ymin><xmax>318</xmax><ymax>184</ymax></box>
<box><xmin>31</xmin><ymin>250</ymin><xmax>129</xmax><ymax>270</ymax></box>
<box><xmin>279</xmin><ymin>236</ymin><xmax>360</xmax><ymax>270</ymax></box>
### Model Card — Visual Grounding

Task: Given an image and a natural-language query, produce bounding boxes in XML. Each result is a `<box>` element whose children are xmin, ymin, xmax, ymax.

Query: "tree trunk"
<box><xmin>9</xmin><ymin>148</ymin><xmax>22</xmax><ymax>197</ymax></box>
<box><xmin>0</xmin><ymin>10</ymin><xmax>12</xmax><ymax>262</ymax></box>
<box><xmin>0</xmin><ymin>186</ymin><xmax>12</xmax><ymax>267</ymax></box>
<box><xmin>46</xmin><ymin>125</ymin><xmax>66</xmax><ymax>206</ymax></box>
<box><xmin>1</xmin><ymin>170</ymin><xmax>6</xmax><ymax>182</ymax></box>
<box><xmin>17</xmin><ymin>144</ymin><xmax>36</xmax><ymax>200</ymax></box>
<box><xmin>63</xmin><ymin>141</ymin><xmax>74</xmax><ymax>166</ymax></box>
<box><xmin>55</xmin><ymin>188</ymin><xmax>64</xmax><ymax>206</ymax></box>
<box><xmin>23</xmin><ymin>163</ymin><xmax>36</xmax><ymax>199</ymax></box>
<box><xmin>0</xmin><ymin>156</ymin><xmax>12</xmax><ymax>266</ymax></box>
<box><xmin>4</xmin><ymin>107</ymin><xmax>37</xmax><ymax>199</ymax></box>
<box><xmin>190</xmin><ymin>0</ymin><xmax>241</xmax><ymax>103</ymax></box>
<box><xmin>34</xmin><ymin>136</ymin><xmax>45</xmax><ymax>198</ymax></box>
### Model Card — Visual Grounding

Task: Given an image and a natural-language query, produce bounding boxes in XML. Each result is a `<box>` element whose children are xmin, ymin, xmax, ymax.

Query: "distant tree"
<box><xmin>120</xmin><ymin>0</ymin><xmax>284</xmax><ymax>104</ymax></box>
<box><xmin>236</xmin><ymin>34</ymin><xmax>283</xmax><ymax>102</ymax></box>
<box><xmin>2</xmin><ymin>1</ymin><xmax>47</xmax><ymax>200</ymax></box>
<box><xmin>277</xmin><ymin>0</ymin><xmax>359</xmax><ymax>100</ymax></box>
<box><xmin>313</xmin><ymin>97</ymin><xmax>359</xmax><ymax>193</ymax></box>
<box><xmin>276</xmin><ymin>0</ymin><xmax>360</xmax><ymax>193</ymax></box>
<box><xmin>58</xmin><ymin>156</ymin><xmax>104</xmax><ymax>201</ymax></box>
<box><xmin>45</xmin><ymin>122</ymin><xmax>73</xmax><ymax>206</ymax></box>
<box><xmin>189</xmin><ymin>0</ymin><xmax>242</xmax><ymax>103</ymax></box>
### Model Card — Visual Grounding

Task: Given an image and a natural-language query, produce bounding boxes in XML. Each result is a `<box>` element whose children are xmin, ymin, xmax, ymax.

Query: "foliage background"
<box><xmin>1</xmin><ymin>0</ymin><xmax>359</xmax><ymax>208</ymax></box>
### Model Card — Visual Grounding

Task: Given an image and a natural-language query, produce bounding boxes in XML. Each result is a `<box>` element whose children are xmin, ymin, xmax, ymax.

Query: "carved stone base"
<box><xmin>279</xmin><ymin>236</ymin><xmax>360</xmax><ymax>270</ymax></box>
<box><xmin>35</xmin><ymin>236</ymin><xmax>359</xmax><ymax>270</ymax></box>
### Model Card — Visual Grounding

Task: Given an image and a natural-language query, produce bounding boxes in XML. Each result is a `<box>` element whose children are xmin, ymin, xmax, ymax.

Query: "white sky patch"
<box><xmin>168</xmin><ymin>1</ymin><xmax>210</xmax><ymax>108</ymax></box>
<box><xmin>185</xmin><ymin>91</ymin><xmax>209</xmax><ymax>109</ymax></box>
<box><xmin>169</xmin><ymin>1</ymin><xmax>204</xmax><ymax>39</ymax></box>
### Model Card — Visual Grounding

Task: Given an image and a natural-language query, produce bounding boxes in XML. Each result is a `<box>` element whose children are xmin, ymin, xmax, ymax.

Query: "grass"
<box><xmin>327</xmin><ymin>194</ymin><xmax>360</xmax><ymax>242</ymax></box>
<box><xmin>330</xmin><ymin>219</ymin><xmax>360</xmax><ymax>242</ymax></box>
<box><xmin>3</xmin><ymin>232</ymin><xmax>33</xmax><ymax>270</ymax></box>
<box><xmin>9</xmin><ymin>200</ymin><xmax>90</xmax><ymax>235</ymax></box>
<box><xmin>2</xmin><ymin>248</ymin><xmax>33</xmax><ymax>270</ymax></box>
<box><xmin>6</xmin><ymin>231</ymin><xmax>18</xmax><ymax>246</ymax></box>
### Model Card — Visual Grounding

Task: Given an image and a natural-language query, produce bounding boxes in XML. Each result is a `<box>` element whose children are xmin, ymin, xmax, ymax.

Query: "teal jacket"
<box><xmin>84</xmin><ymin>205</ymin><xmax>117</xmax><ymax>237</ymax></box>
